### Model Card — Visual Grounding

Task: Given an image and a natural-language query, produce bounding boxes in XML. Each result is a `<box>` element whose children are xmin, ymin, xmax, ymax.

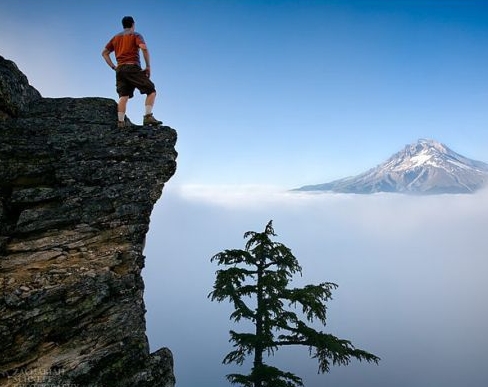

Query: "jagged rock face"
<box><xmin>0</xmin><ymin>57</ymin><xmax>177</xmax><ymax>386</ymax></box>
<box><xmin>0</xmin><ymin>56</ymin><xmax>41</xmax><ymax>119</ymax></box>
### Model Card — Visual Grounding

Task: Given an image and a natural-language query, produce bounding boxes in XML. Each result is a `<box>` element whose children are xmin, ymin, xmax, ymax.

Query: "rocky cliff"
<box><xmin>0</xmin><ymin>56</ymin><xmax>177</xmax><ymax>386</ymax></box>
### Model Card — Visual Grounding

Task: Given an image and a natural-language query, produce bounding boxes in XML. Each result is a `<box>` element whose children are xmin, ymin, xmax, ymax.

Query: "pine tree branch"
<box><xmin>210</xmin><ymin>220</ymin><xmax>380</xmax><ymax>385</ymax></box>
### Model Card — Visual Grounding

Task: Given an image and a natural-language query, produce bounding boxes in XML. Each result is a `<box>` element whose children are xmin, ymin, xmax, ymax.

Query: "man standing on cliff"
<box><xmin>102</xmin><ymin>16</ymin><xmax>162</xmax><ymax>128</ymax></box>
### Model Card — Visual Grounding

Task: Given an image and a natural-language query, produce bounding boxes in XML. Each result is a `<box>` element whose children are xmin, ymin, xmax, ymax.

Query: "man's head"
<box><xmin>122</xmin><ymin>16</ymin><xmax>135</xmax><ymax>29</ymax></box>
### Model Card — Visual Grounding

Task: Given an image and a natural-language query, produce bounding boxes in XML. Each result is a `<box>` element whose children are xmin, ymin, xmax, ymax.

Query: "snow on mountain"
<box><xmin>295</xmin><ymin>139</ymin><xmax>488</xmax><ymax>194</ymax></box>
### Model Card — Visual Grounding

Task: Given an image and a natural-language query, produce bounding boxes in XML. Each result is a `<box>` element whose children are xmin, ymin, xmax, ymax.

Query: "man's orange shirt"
<box><xmin>105</xmin><ymin>31</ymin><xmax>146</xmax><ymax>66</ymax></box>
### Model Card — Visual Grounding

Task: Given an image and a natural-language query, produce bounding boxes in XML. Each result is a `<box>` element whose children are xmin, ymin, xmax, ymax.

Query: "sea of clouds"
<box><xmin>143</xmin><ymin>185</ymin><xmax>488</xmax><ymax>387</ymax></box>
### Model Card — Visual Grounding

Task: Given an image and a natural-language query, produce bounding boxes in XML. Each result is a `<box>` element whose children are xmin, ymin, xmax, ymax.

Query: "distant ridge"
<box><xmin>295</xmin><ymin>139</ymin><xmax>488</xmax><ymax>194</ymax></box>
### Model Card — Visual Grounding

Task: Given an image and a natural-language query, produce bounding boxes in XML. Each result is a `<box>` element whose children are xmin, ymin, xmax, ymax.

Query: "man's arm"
<box><xmin>101</xmin><ymin>48</ymin><xmax>117</xmax><ymax>70</ymax></box>
<box><xmin>139</xmin><ymin>43</ymin><xmax>151</xmax><ymax>77</ymax></box>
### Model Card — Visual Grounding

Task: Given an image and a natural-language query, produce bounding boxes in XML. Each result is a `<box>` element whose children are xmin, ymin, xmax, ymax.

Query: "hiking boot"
<box><xmin>117</xmin><ymin>117</ymin><xmax>133</xmax><ymax>129</ymax></box>
<box><xmin>143</xmin><ymin>113</ymin><xmax>162</xmax><ymax>127</ymax></box>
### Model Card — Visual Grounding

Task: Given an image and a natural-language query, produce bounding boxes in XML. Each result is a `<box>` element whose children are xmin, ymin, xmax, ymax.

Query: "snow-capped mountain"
<box><xmin>295</xmin><ymin>139</ymin><xmax>488</xmax><ymax>194</ymax></box>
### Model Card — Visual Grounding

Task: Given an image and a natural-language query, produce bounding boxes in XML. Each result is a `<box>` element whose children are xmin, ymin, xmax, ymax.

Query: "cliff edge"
<box><xmin>0</xmin><ymin>56</ymin><xmax>177</xmax><ymax>387</ymax></box>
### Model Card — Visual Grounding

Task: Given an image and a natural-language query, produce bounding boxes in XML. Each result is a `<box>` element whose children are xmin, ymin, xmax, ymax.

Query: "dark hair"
<box><xmin>122</xmin><ymin>16</ymin><xmax>134</xmax><ymax>28</ymax></box>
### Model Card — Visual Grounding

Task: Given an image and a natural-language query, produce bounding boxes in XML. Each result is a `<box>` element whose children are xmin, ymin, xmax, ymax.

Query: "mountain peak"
<box><xmin>404</xmin><ymin>138</ymin><xmax>450</xmax><ymax>156</ymax></box>
<box><xmin>296</xmin><ymin>139</ymin><xmax>488</xmax><ymax>194</ymax></box>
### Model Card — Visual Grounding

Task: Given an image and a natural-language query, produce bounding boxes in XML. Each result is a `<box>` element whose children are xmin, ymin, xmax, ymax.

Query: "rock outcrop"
<box><xmin>0</xmin><ymin>56</ymin><xmax>177</xmax><ymax>386</ymax></box>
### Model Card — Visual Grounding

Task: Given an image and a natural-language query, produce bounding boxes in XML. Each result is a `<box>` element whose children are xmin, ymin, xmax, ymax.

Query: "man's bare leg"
<box><xmin>143</xmin><ymin>91</ymin><xmax>162</xmax><ymax>126</ymax></box>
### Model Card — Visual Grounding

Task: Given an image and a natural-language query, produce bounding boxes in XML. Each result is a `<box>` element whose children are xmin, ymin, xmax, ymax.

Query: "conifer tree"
<box><xmin>209</xmin><ymin>220</ymin><xmax>380</xmax><ymax>387</ymax></box>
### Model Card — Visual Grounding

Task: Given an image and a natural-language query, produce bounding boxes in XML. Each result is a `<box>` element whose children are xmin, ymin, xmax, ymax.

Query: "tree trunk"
<box><xmin>253</xmin><ymin>257</ymin><xmax>264</xmax><ymax>387</ymax></box>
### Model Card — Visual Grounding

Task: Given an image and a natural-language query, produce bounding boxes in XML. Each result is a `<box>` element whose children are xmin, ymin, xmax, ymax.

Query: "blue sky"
<box><xmin>3</xmin><ymin>2</ymin><xmax>488</xmax><ymax>386</ymax></box>
<box><xmin>2</xmin><ymin>0</ymin><xmax>488</xmax><ymax>188</ymax></box>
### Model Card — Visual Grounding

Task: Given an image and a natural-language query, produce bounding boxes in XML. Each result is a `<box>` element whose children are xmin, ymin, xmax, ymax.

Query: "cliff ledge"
<box><xmin>0</xmin><ymin>56</ymin><xmax>177</xmax><ymax>387</ymax></box>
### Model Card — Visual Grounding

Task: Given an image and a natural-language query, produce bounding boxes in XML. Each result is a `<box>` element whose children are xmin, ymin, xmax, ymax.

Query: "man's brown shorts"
<box><xmin>116</xmin><ymin>64</ymin><xmax>156</xmax><ymax>98</ymax></box>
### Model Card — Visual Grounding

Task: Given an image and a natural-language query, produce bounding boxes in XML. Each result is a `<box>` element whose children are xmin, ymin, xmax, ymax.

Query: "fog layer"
<box><xmin>143</xmin><ymin>186</ymin><xmax>488</xmax><ymax>387</ymax></box>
